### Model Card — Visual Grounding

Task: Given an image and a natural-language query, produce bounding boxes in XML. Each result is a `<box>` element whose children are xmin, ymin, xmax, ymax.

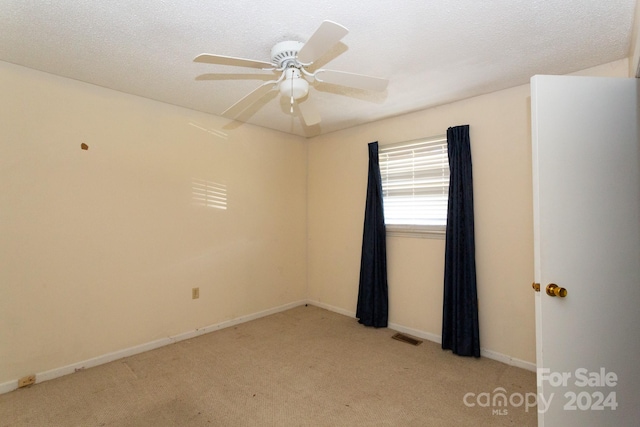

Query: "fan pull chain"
<box><xmin>290</xmin><ymin>77</ymin><xmax>294</xmax><ymax>113</ymax></box>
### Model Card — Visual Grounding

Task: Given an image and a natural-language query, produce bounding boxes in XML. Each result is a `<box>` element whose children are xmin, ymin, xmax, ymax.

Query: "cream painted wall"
<box><xmin>307</xmin><ymin>59</ymin><xmax>629</xmax><ymax>365</ymax></box>
<box><xmin>0</xmin><ymin>61</ymin><xmax>307</xmax><ymax>384</ymax></box>
<box><xmin>0</xmin><ymin>56</ymin><xmax>630</xmax><ymax>386</ymax></box>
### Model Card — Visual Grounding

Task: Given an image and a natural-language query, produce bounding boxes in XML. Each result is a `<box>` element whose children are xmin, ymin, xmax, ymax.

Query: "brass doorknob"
<box><xmin>532</xmin><ymin>282</ymin><xmax>540</xmax><ymax>292</ymax></box>
<box><xmin>546</xmin><ymin>283</ymin><xmax>567</xmax><ymax>298</ymax></box>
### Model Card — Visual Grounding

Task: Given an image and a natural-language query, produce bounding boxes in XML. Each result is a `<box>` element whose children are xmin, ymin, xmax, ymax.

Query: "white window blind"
<box><xmin>379</xmin><ymin>136</ymin><xmax>449</xmax><ymax>230</ymax></box>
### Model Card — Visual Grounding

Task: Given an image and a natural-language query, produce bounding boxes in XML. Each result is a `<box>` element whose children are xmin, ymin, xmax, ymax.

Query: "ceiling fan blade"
<box><xmin>297</xmin><ymin>100</ymin><xmax>321</xmax><ymax>126</ymax></box>
<box><xmin>195</xmin><ymin>73</ymin><xmax>276</xmax><ymax>81</ymax></box>
<box><xmin>222</xmin><ymin>81</ymin><xmax>277</xmax><ymax>118</ymax></box>
<box><xmin>315</xmin><ymin>69</ymin><xmax>389</xmax><ymax>91</ymax></box>
<box><xmin>194</xmin><ymin>53</ymin><xmax>275</xmax><ymax>70</ymax></box>
<box><xmin>297</xmin><ymin>21</ymin><xmax>349</xmax><ymax>64</ymax></box>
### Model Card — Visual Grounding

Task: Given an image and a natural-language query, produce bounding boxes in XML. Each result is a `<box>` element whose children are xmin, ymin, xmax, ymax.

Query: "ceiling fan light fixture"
<box><xmin>279</xmin><ymin>68</ymin><xmax>309</xmax><ymax>100</ymax></box>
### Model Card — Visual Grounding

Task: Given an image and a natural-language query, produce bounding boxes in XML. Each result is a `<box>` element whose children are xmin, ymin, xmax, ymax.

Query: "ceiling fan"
<box><xmin>194</xmin><ymin>21</ymin><xmax>389</xmax><ymax>126</ymax></box>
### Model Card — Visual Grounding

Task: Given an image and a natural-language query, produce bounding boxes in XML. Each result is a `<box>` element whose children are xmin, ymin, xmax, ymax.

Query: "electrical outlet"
<box><xmin>18</xmin><ymin>375</ymin><xmax>36</xmax><ymax>388</ymax></box>
<box><xmin>192</xmin><ymin>287</ymin><xmax>199</xmax><ymax>299</ymax></box>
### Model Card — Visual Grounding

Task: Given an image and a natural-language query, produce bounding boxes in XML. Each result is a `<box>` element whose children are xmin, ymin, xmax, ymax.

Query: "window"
<box><xmin>379</xmin><ymin>135</ymin><xmax>449</xmax><ymax>237</ymax></box>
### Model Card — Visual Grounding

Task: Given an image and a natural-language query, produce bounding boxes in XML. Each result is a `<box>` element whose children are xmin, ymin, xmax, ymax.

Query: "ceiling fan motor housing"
<box><xmin>270</xmin><ymin>41</ymin><xmax>304</xmax><ymax>68</ymax></box>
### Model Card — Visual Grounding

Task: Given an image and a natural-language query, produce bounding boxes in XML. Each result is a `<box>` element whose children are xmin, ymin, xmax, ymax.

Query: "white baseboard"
<box><xmin>0</xmin><ymin>382</ymin><xmax>17</xmax><ymax>395</ymax></box>
<box><xmin>479</xmin><ymin>349</ymin><xmax>536</xmax><ymax>372</ymax></box>
<box><xmin>0</xmin><ymin>300</ymin><xmax>306</xmax><ymax>395</ymax></box>
<box><xmin>1</xmin><ymin>299</ymin><xmax>535</xmax><ymax>395</ymax></box>
<box><xmin>307</xmin><ymin>300</ymin><xmax>356</xmax><ymax>318</ymax></box>
<box><xmin>307</xmin><ymin>300</ymin><xmax>536</xmax><ymax>373</ymax></box>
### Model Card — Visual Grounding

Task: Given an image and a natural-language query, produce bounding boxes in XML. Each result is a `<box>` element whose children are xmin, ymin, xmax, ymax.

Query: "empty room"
<box><xmin>1</xmin><ymin>1</ymin><xmax>639</xmax><ymax>426</ymax></box>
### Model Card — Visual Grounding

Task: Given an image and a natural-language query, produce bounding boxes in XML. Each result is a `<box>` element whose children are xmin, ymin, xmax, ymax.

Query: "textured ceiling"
<box><xmin>0</xmin><ymin>1</ymin><xmax>637</xmax><ymax>137</ymax></box>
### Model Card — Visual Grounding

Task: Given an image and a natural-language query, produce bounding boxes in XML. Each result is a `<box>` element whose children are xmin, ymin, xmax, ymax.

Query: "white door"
<box><xmin>531</xmin><ymin>75</ymin><xmax>640</xmax><ymax>426</ymax></box>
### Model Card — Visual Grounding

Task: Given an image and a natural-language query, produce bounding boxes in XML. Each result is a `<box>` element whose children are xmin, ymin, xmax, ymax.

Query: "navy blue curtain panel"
<box><xmin>442</xmin><ymin>125</ymin><xmax>480</xmax><ymax>357</ymax></box>
<box><xmin>356</xmin><ymin>141</ymin><xmax>388</xmax><ymax>328</ymax></box>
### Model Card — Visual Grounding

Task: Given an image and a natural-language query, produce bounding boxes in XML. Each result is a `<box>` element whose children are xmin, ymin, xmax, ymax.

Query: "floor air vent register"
<box><xmin>391</xmin><ymin>333</ymin><xmax>422</xmax><ymax>346</ymax></box>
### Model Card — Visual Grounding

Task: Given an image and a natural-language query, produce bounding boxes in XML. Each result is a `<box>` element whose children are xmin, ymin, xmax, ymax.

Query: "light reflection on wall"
<box><xmin>188</xmin><ymin>122</ymin><xmax>228</xmax><ymax>140</ymax></box>
<box><xmin>192</xmin><ymin>178</ymin><xmax>227</xmax><ymax>210</ymax></box>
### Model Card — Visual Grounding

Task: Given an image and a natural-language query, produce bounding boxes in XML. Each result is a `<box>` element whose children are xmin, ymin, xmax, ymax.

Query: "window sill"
<box><xmin>385</xmin><ymin>225</ymin><xmax>446</xmax><ymax>240</ymax></box>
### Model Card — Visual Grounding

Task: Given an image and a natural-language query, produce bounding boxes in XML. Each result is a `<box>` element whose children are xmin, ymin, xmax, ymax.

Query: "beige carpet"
<box><xmin>0</xmin><ymin>305</ymin><xmax>537</xmax><ymax>426</ymax></box>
